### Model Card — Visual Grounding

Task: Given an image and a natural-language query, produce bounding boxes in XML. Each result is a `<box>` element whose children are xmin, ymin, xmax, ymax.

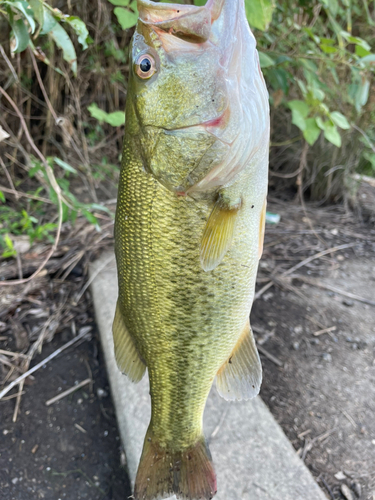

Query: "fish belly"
<box><xmin>115</xmin><ymin>138</ymin><xmax>264</xmax><ymax>449</ymax></box>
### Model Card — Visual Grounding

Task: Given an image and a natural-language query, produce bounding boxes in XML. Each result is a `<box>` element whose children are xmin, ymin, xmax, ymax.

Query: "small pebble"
<box><xmin>334</xmin><ymin>471</ymin><xmax>346</xmax><ymax>480</ymax></box>
<box><xmin>294</xmin><ymin>325</ymin><xmax>303</xmax><ymax>334</ymax></box>
<box><xmin>97</xmin><ymin>388</ymin><xmax>108</xmax><ymax>399</ymax></box>
<box><xmin>341</xmin><ymin>484</ymin><xmax>354</xmax><ymax>500</ymax></box>
<box><xmin>352</xmin><ymin>481</ymin><xmax>361</xmax><ymax>498</ymax></box>
<box><xmin>343</xmin><ymin>299</ymin><xmax>354</xmax><ymax>307</ymax></box>
<box><xmin>11</xmin><ymin>478</ymin><xmax>18</xmax><ymax>485</ymax></box>
<box><xmin>292</xmin><ymin>342</ymin><xmax>300</xmax><ymax>351</ymax></box>
<box><xmin>322</xmin><ymin>353</ymin><xmax>332</xmax><ymax>362</ymax></box>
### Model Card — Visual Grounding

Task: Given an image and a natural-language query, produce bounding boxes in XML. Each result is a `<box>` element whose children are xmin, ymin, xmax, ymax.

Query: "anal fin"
<box><xmin>200</xmin><ymin>198</ymin><xmax>240</xmax><ymax>272</ymax></box>
<box><xmin>112</xmin><ymin>301</ymin><xmax>146</xmax><ymax>383</ymax></box>
<box><xmin>216</xmin><ymin>320</ymin><xmax>262</xmax><ymax>401</ymax></box>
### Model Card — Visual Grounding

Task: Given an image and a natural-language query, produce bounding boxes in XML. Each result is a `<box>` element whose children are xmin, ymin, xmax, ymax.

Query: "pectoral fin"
<box><xmin>200</xmin><ymin>199</ymin><xmax>240</xmax><ymax>272</ymax></box>
<box><xmin>112</xmin><ymin>302</ymin><xmax>146</xmax><ymax>383</ymax></box>
<box><xmin>216</xmin><ymin>320</ymin><xmax>262</xmax><ymax>401</ymax></box>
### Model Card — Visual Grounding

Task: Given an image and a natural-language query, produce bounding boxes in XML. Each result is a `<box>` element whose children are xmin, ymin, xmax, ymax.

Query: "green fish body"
<box><xmin>113</xmin><ymin>1</ymin><xmax>269</xmax><ymax>498</ymax></box>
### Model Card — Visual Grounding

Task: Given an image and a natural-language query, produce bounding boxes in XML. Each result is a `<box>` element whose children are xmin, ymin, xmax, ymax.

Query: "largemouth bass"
<box><xmin>113</xmin><ymin>0</ymin><xmax>269</xmax><ymax>498</ymax></box>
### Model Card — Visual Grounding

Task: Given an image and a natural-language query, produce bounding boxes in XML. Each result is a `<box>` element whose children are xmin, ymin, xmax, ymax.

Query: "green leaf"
<box><xmin>9</xmin><ymin>15</ymin><xmax>30</xmax><ymax>53</ymax></box>
<box><xmin>0</xmin><ymin>191</ymin><xmax>5</xmax><ymax>203</ymax></box>
<box><xmin>303</xmin><ymin>118</ymin><xmax>321</xmax><ymax>145</ymax></box>
<box><xmin>320</xmin><ymin>44</ymin><xmax>337</xmax><ymax>54</ymax></box>
<box><xmin>303</xmin><ymin>27</ymin><xmax>320</xmax><ymax>44</ymax></box>
<box><xmin>288</xmin><ymin>100</ymin><xmax>310</xmax><ymax>118</ymax></box>
<box><xmin>28</xmin><ymin>0</ymin><xmax>43</xmax><ymax>25</ymax></box>
<box><xmin>40</xmin><ymin>8</ymin><xmax>57</xmax><ymax>34</ymax></box>
<box><xmin>107</xmin><ymin>0</ymin><xmax>130</xmax><ymax>4</ymax></box>
<box><xmin>88</xmin><ymin>103</ymin><xmax>125</xmax><ymax>126</ymax></box>
<box><xmin>66</xmin><ymin>16</ymin><xmax>89</xmax><ymax>50</ymax></box>
<box><xmin>114</xmin><ymin>6</ymin><xmax>138</xmax><ymax>29</ymax></box>
<box><xmin>330</xmin><ymin>111</ymin><xmax>350</xmax><ymax>130</ymax></box>
<box><xmin>324</xmin><ymin>124</ymin><xmax>341</xmax><ymax>147</ymax></box>
<box><xmin>341</xmin><ymin>31</ymin><xmax>371</xmax><ymax>50</ymax></box>
<box><xmin>194</xmin><ymin>0</ymin><xmax>206</xmax><ymax>4</ymax></box>
<box><xmin>258</xmin><ymin>51</ymin><xmax>275</xmax><ymax>68</ymax></box>
<box><xmin>82</xmin><ymin>210</ymin><xmax>99</xmax><ymax>227</ymax></box>
<box><xmin>266</xmin><ymin>67</ymin><xmax>289</xmax><ymax>94</ymax></box>
<box><xmin>49</xmin><ymin>22</ymin><xmax>77</xmax><ymax>76</ymax></box>
<box><xmin>355</xmin><ymin>45</ymin><xmax>371</xmax><ymax>58</ymax></box>
<box><xmin>53</xmin><ymin>157</ymin><xmax>78</xmax><ymax>174</ymax></box>
<box><xmin>316</xmin><ymin>117</ymin><xmax>326</xmax><ymax>130</ymax></box>
<box><xmin>310</xmin><ymin>86</ymin><xmax>325</xmax><ymax>102</ymax></box>
<box><xmin>6</xmin><ymin>0</ymin><xmax>36</xmax><ymax>33</ymax></box>
<box><xmin>88</xmin><ymin>203</ymin><xmax>112</xmax><ymax>216</ymax></box>
<box><xmin>320</xmin><ymin>0</ymin><xmax>339</xmax><ymax>17</ymax></box>
<box><xmin>290</xmin><ymin>110</ymin><xmax>306</xmax><ymax>131</ymax></box>
<box><xmin>245</xmin><ymin>0</ymin><xmax>275</xmax><ymax>31</ymax></box>
<box><xmin>320</xmin><ymin>37</ymin><xmax>335</xmax><ymax>45</ymax></box>
<box><xmin>355</xmin><ymin>77</ymin><xmax>370</xmax><ymax>111</ymax></box>
<box><xmin>2</xmin><ymin>234</ymin><xmax>17</xmax><ymax>258</ymax></box>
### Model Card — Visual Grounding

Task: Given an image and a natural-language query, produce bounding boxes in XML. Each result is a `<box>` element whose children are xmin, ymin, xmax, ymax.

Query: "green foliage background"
<box><xmin>0</xmin><ymin>0</ymin><xmax>374</xmax><ymax>257</ymax></box>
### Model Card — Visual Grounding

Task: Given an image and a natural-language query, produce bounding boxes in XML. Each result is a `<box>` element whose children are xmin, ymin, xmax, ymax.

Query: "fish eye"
<box><xmin>135</xmin><ymin>54</ymin><xmax>157</xmax><ymax>80</ymax></box>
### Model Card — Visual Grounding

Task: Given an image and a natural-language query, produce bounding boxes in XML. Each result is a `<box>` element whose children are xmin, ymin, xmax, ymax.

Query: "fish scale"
<box><xmin>116</xmin><ymin>137</ymin><xmax>261</xmax><ymax>446</ymax></box>
<box><xmin>113</xmin><ymin>0</ymin><xmax>269</xmax><ymax>498</ymax></box>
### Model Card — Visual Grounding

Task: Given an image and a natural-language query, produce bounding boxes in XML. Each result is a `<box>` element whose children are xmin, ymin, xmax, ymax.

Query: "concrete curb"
<box><xmin>90</xmin><ymin>251</ymin><xmax>328</xmax><ymax>500</ymax></box>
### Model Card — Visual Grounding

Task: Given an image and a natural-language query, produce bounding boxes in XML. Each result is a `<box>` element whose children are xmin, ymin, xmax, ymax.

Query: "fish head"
<box><xmin>126</xmin><ymin>0</ymin><xmax>269</xmax><ymax>195</ymax></box>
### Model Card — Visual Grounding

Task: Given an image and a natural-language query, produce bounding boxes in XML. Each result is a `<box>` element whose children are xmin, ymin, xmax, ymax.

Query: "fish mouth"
<box><xmin>137</xmin><ymin>0</ymin><xmax>226</xmax><ymax>43</ymax></box>
<box><xmin>162</xmin><ymin>107</ymin><xmax>235</xmax><ymax>148</ymax></box>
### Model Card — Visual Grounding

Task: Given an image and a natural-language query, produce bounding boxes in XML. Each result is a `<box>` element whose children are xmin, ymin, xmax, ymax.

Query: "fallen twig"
<box><xmin>292</xmin><ymin>275</ymin><xmax>375</xmax><ymax>307</ymax></box>
<box><xmin>313</xmin><ymin>326</ymin><xmax>337</xmax><ymax>337</ymax></box>
<box><xmin>45</xmin><ymin>378</ymin><xmax>92</xmax><ymax>406</ymax></box>
<box><xmin>74</xmin><ymin>423</ymin><xmax>87</xmax><ymax>434</ymax></box>
<box><xmin>12</xmin><ymin>379</ymin><xmax>25</xmax><ymax>422</ymax></box>
<box><xmin>257</xmin><ymin>345</ymin><xmax>283</xmax><ymax>367</ymax></box>
<box><xmin>0</xmin><ymin>329</ymin><xmax>90</xmax><ymax>400</ymax></box>
<box><xmin>255</xmin><ymin>242</ymin><xmax>356</xmax><ymax>300</ymax></box>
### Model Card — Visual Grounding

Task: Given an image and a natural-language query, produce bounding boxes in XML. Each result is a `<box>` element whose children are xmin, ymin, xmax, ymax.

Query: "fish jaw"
<box><xmin>137</xmin><ymin>0</ymin><xmax>225</xmax><ymax>40</ymax></box>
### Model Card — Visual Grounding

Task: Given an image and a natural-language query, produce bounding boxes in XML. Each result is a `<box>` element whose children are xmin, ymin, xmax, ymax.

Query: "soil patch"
<box><xmin>253</xmin><ymin>202</ymin><xmax>375</xmax><ymax>500</ymax></box>
<box><xmin>0</xmin><ymin>289</ymin><xmax>130</xmax><ymax>500</ymax></box>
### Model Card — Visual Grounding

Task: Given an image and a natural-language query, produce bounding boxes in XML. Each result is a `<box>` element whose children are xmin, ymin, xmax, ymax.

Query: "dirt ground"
<box><xmin>253</xmin><ymin>201</ymin><xmax>375</xmax><ymax>500</ymax></box>
<box><xmin>1</xmin><ymin>198</ymin><xmax>375</xmax><ymax>500</ymax></box>
<box><xmin>0</xmin><ymin>299</ymin><xmax>131</xmax><ymax>500</ymax></box>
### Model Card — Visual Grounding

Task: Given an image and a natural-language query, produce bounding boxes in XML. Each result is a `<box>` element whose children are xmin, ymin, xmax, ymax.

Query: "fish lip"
<box><xmin>160</xmin><ymin>111</ymin><xmax>227</xmax><ymax>133</ymax></box>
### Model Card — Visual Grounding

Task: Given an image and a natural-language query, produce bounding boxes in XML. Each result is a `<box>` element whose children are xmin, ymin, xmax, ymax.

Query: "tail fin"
<box><xmin>134</xmin><ymin>429</ymin><xmax>217</xmax><ymax>500</ymax></box>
